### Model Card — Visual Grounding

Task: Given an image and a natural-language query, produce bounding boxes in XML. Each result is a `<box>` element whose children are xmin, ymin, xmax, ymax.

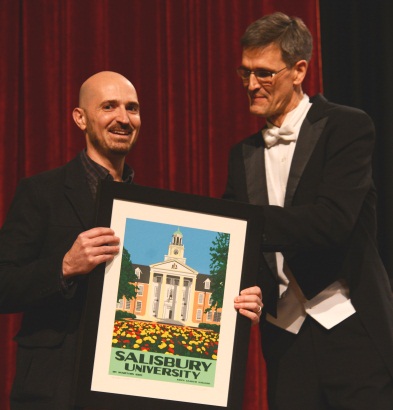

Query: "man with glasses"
<box><xmin>229</xmin><ymin>12</ymin><xmax>393</xmax><ymax>410</ymax></box>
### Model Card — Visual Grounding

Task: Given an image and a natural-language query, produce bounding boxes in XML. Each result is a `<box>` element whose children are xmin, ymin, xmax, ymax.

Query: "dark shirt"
<box><xmin>79</xmin><ymin>149</ymin><xmax>134</xmax><ymax>200</ymax></box>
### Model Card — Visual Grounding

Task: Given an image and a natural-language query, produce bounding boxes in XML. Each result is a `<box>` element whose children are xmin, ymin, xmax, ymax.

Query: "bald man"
<box><xmin>0</xmin><ymin>71</ymin><xmax>262</xmax><ymax>409</ymax></box>
<box><xmin>0</xmin><ymin>71</ymin><xmax>141</xmax><ymax>410</ymax></box>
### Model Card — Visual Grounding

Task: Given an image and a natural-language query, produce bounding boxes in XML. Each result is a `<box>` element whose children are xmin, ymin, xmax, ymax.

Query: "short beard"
<box><xmin>85</xmin><ymin>117</ymin><xmax>134</xmax><ymax>157</ymax></box>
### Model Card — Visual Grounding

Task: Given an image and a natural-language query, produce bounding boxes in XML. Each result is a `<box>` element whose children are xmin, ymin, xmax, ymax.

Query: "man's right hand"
<box><xmin>62</xmin><ymin>227</ymin><xmax>120</xmax><ymax>278</ymax></box>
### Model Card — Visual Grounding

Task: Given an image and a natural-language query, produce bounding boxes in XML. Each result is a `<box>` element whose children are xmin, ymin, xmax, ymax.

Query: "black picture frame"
<box><xmin>74</xmin><ymin>181</ymin><xmax>263</xmax><ymax>409</ymax></box>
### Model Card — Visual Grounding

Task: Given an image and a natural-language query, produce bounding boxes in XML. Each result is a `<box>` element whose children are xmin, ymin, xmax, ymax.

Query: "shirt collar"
<box><xmin>79</xmin><ymin>149</ymin><xmax>134</xmax><ymax>200</ymax></box>
<box><xmin>80</xmin><ymin>149</ymin><xmax>134</xmax><ymax>182</ymax></box>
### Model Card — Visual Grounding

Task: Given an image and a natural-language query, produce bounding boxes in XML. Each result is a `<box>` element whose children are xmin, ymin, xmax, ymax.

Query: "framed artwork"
<box><xmin>74</xmin><ymin>181</ymin><xmax>263</xmax><ymax>409</ymax></box>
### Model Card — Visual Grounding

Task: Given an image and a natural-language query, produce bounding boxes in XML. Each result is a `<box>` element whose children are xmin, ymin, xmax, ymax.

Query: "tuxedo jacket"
<box><xmin>0</xmin><ymin>154</ymin><xmax>96</xmax><ymax>409</ymax></box>
<box><xmin>223</xmin><ymin>94</ymin><xmax>393</xmax><ymax>377</ymax></box>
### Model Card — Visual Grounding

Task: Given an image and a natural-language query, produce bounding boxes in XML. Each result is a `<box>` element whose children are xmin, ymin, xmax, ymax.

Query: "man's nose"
<box><xmin>247</xmin><ymin>72</ymin><xmax>261</xmax><ymax>91</ymax></box>
<box><xmin>116</xmin><ymin>106</ymin><xmax>130</xmax><ymax>124</ymax></box>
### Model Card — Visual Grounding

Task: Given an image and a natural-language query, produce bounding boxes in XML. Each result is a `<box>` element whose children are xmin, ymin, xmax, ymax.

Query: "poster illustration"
<box><xmin>109</xmin><ymin>220</ymin><xmax>228</xmax><ymax>387</ymax></box>
<box><xmin>76</xmin><ymin>184</ymin><xmax>262</xmax><ymax>409</ymax></box>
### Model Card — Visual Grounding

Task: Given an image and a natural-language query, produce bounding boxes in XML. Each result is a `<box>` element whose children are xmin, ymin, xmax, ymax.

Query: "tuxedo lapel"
<box><xmin>242</xmin><ymin>133</ymin><xmax>279</xmax><ymax>284</ymax></box>
<box><xmin>64</xmin><ymin>158</ymin><xmax>95</xmax><ymax>230</ymax></box>
<box><xmin>243</xmin><ymin>133</ymin><xmax>269</xmax><ymax>206</ymax></box>
<box><xmin>284</xmin><ymin>101</ymin><xmax>328</xmax><ymax>207</ymax></box>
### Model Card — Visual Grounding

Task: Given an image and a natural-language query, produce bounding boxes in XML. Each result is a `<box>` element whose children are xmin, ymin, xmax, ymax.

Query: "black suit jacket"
<box><xmin>223</xmin><ymin>94</ymin><xmax>393</xmax><ymax>377</ymax></box>
<box><xmin>0</xmin><ymin>154</ymin><xmax>95</xmax><ymax>409</ymax></box>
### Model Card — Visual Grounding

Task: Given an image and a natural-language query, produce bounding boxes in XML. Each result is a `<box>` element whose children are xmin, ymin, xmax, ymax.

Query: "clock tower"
<box><xmin>165</xmin><ymin>227</ymin><xmax>186</xmax><ymax>264</ymax></box>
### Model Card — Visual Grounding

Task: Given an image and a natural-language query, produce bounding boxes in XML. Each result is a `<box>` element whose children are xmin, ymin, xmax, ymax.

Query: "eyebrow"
<box><xmin>100</xmin><ymin>100</ymin><xmax>139</xmax><ymax>107</ymax></box>
<box><xmin>238</xmin><ymin>65</ymin><xmax>274</xmax><ymax>72</ymax></box>
<box><xmin>100</xmin><ymin>99</ymin><xmax>118</xmax><ymax>106</ymax></box>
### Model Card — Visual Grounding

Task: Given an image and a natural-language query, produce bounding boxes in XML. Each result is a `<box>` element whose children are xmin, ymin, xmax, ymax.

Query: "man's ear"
<box><xmin>72</xmin><ymin>107</ymin><xmax>87</xmax><ymax>131</ymax></box>
<box><xmin>293</xmin><ymin>60</ymin><xmax>308</xmax><ymax>86</ymax></box>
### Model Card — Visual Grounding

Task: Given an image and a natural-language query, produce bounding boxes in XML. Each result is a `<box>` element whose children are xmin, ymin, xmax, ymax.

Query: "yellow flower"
<box><xmin>112</xmin><ymin>338</ymin><xmax>118</xmax><ymax>344</ymax></box>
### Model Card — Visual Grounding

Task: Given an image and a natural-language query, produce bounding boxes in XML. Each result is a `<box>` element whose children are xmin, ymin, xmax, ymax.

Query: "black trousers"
<box><xmin>261</xmin><ymin>313</ymin><xmax>393</xmax><ymax>410</ymax></box>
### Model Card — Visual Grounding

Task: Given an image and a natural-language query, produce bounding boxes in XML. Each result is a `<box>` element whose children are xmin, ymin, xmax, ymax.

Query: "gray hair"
<box><xmin>241</xmin><ymin>12</ymin><xmax>313</xmax><ymax>67</ymax></box>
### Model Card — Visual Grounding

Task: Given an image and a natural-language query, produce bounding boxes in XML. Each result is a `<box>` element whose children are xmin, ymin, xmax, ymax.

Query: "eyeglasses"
<box><xmin>236</xmin><ymin>66</ymin><xmax>287</xmax><ymax>85</ymax></box>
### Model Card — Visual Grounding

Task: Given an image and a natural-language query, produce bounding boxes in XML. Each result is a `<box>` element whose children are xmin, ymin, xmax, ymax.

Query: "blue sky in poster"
<box><xmin>122</xmin><ymin>219</ymin><xmax>222</xmax><ymax>274</ymax></box>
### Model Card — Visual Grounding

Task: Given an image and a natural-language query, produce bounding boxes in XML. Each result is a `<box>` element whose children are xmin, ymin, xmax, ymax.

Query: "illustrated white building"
<box><xmin>117</xmin><ymin>228</ymin><xmax>222</xmax><ymax>327</ymax></box>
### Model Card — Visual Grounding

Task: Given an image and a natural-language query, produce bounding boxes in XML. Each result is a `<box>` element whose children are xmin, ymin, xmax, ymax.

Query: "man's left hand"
<box><xmin>234</xmin><ymin>286</ymin><xmax>263</xmax><ymax>326</ymax></box>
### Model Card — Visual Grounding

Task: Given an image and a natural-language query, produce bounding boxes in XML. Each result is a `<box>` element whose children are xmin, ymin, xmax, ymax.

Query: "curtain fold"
<box><xmin>0</xmin><ymin>1</ymin><xmax>321</xmax><ymax>409</ymax></box>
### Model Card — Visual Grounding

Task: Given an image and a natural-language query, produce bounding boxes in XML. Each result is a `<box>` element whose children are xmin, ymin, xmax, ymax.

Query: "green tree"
<box><xmin>206</xmin><ymin>232</ymin><xmax>230</xmax><ymax>311</ymax></box>
<box><xmin>117</xmin><ymin>247</ymin><xmax>138</xmax><ymax>301</ymax></box>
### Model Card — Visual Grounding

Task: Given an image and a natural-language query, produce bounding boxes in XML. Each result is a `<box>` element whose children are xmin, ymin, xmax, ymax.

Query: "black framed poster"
<box><xmin>74</xmin><ymin>181</ymin><xmax>263</xmax><ymax>409</ymax></box>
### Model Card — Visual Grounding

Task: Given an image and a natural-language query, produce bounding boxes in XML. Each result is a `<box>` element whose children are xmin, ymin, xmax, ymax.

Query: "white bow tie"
<box><xmin>263</xmin><ymin>124</ymin><xmax>297</xmax><ymax>148</ymax></box>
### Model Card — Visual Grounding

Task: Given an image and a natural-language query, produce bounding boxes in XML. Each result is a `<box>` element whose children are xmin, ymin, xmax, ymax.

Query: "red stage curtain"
<box><xmin>0</xmin><ymin>1</ymin><xmax>322</xmax><ymax>409</ymax></box>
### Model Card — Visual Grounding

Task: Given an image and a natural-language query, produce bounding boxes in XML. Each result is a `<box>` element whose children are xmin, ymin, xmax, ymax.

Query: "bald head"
<box><xmin>79</xmin><ymin>71</ymin><xmax>137</xmax><ymax>109</ymax></box>
<box><xmin>73</xmin><ymin>71</ymin><xmax>141</xmax><ymax>167</ymax></box>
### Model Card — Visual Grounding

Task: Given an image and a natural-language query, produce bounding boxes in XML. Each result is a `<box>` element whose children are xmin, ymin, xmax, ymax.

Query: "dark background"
<box><xmin>320</xmin><ymin>0</ymin><xmax>393</xmax><ymax>272</ymax></box>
